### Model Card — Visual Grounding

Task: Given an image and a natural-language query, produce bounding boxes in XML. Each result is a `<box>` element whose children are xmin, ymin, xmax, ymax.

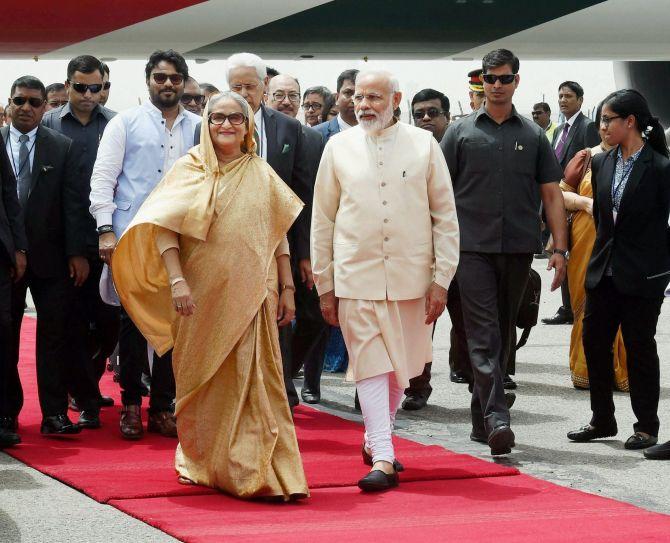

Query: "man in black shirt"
<box><xmin>441</xmin><ymin>49</ymin><xmax>567</xmax><ymax>456</ymax></box>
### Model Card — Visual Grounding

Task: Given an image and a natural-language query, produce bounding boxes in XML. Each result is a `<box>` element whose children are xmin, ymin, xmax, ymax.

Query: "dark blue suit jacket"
<box><xmin>313</xmin><ymin>117</ymin><xmax>340</xmax><ymax>144</ymax></box>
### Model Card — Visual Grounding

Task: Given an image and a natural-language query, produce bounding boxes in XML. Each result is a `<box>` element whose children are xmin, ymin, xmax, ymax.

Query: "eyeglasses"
<box><xmin>103</xmin><ymin>82</ymin><xmax>111</xmax><ymax>90</ymax></box>
<box><xmin>412</xmin><ymin>107</ymin><xmax>446</xmax><ymax>120</ymax></box>
<box><xmin>70</xmin><ymin>82</ymin><xmax>103</xmax><ymax>94</ymax></box>
<box><xmin>11</xmin><ymin>96</ymin><xmax>45</xmax><ymax>108</ymax></box>
<box><xmin>230</xmin><ymin>83</ymin><xmax>260</xmax><ymax>93</ymax></box>
<box><xmin>180</xmin><ymin>94</ymin><xmax>205</xmax><ymax>105</ymax></box>
<box><xmin>152</xmin><ymin>73</ymin><xmax>184</xmax><ymax>85</ymax></box>
<box><xmin>208</xmin><ymin>112</ymin><xmax>247</xmax><ymax>126</ymax></box>
<box><xmin>272</xmin><ymin>92</ymin><xmax>300</xmax><ymax>104</ymax></box>
<box><xmin>302</xmin><ymin>102</ymin><xmax>323</xmax><ymax>111</ymax></box>
<box><xmin>600</xmin><ymin>115</ymin><xmax>622</xmax><ymax>127</ymax></box>
<box><xmin>481</xmin><ymin>74</ymin><xmax>516</xmax><ymax>85</ymax></box>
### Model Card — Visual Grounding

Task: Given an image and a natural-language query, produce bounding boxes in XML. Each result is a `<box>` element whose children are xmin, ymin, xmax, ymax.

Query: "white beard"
<box><xmin>356</xmin><ymin>105</ymin><xmax>394</xmax><ymax>134</ymax></box>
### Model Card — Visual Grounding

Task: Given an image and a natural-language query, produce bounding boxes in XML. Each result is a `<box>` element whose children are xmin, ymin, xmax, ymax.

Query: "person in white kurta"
<box><xmin>311</xmin><ymin>70</ymin><xmax>459</xmax><ymax>492</ymax></box>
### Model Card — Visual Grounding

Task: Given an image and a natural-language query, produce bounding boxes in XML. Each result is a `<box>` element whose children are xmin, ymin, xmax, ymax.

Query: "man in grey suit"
<box><xmin>543</xmin><ymin>80</ymin><xmax>600</xmax><ymax>326</ymax></box>
<box><xmin>313</xmin><ymin>69</ymin><xmax>359</xmax><ymax>143</ymax></box>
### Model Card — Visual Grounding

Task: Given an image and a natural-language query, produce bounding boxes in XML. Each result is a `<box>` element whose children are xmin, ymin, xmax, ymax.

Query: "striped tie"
<box><xmin>17</xmin><ymin>134</ymin><xmax>31</xmax><ymax>207</ymax></box>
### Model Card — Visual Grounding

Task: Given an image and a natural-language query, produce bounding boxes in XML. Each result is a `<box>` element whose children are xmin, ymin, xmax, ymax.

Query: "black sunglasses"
<box><xmin>481</xmin><ymin>74</ymin><xmax>516</xmax><ymax>85</ymax></box>
<box><xmin>103</xmin><ymin>82</ymin><xmax>111</xmax><ymax>90</ymax></box>
<box><xmin>412</xmin><ymin>107</ymin><xmax>446</xmax><ymax>120</ymax></box>
<box><xmin>70</xmin><ymin>82</ymin><xmax>103</xmax><ymax>94</ymax></box>
<box><xmin>208</xmin><ymin>112</ymin><xmax>246</xmax><ymax>126</ymax></box>
<box><xmin>180</xmin><ymin>94</ymin><xmax>205</xmax><ymax>105</ymax></box>
<box><xmin>152</xmin><ymin>73</ymin><xmax>184</xmax><ymax>85</ymax></box>
<box><xmin>12</xmin><ymin>96</ymin><xmax>45</xmax><ymax>108</ymax></box>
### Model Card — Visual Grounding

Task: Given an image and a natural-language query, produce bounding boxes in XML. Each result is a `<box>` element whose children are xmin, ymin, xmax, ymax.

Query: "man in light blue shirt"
<box><xmin>90</xmin><ymin>50</ymin><xmax>200</xmax><ymax>441</ymax></box>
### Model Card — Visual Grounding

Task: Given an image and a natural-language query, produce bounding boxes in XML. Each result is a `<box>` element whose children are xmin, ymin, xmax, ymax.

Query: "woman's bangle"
<box><xmin>170</xmin><ymin>276</ymin><xmax>185</xmax><ymax>287</ymax></box>
<box><xmin>280</xmin><ymin>284</ymin><xmax>296</xmax><ymax>292</ymax></box>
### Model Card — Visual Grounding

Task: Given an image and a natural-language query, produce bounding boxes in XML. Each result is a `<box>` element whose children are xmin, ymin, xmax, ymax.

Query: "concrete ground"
<box><xmin>1</xmin><ymin>259</ymin><xmax>668</xmax><ymax>542</ymax></box>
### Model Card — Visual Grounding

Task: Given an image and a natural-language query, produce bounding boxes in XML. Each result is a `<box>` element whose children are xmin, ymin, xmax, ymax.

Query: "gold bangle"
<box><xmin>280</xmin><ymin>284</ymin><xmax>296</xmax><ymax>292</ymax></box>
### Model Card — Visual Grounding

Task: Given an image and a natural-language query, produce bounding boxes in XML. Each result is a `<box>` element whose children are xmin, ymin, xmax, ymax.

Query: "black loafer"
<box><xmin>300</xmin><ymin>389</ymin><xmax>320</xmax><ymax>404</ymax></box>
<box><xmin>401</xmin><ymin>395</ymin><xmax>428</xmax><ymax>411</ymax></box>
<box><xmin>0</xmin><ymin>415</ymin><xmax>18</xmax><ymax>432</ymax></box>
<box><xmin>503</xmin><ymin>375</ymin><xmax>517</xmax><ymax>390</ymax></box>
<box><xmin>358</xmin><ymin>469</ymin><xmax>399</xmax><ymax>492</ymax></box>
<box><xmin>40</xmin><ymin>414</ymin><xmax>81</xmax><ymax>435</ymax></box>
<box><xmin>488</xmin><ymin>424</ymin><xmax>515</xmax><ymax>455</ymax></box>
<box><xmin>624</xmin><ymin>432</ymin><xmax>657</xmax><ymax>450</ymax></box>
<box><xmin>99</xmin><ymin>395</ymin><xmax>115</xmax><ymax>408</ymax></box>
<box><xmin>644</xmin><ymin>440</ymin><xmax>670</xmax><ymax>460</ymax></box>
<box><xmin>567</xmin><ymin>423</ymin><xmax>617</xmax><ymax>442</ymax></box>
<box><xmin>541</xmin><ymin>308</ymin><xmax>574</xmax><ymax>325</ymax></box>
<box><xmin>0</xmin><ymin>428</ymin><xmax>21</xmax><ymax>448</ymax></box>
<box><xmin>78</xmin><ymin>410</ymin><xmax>101</xmax><ymax>429</ymax></box>
<box><xmin>505</xmin><ymin>392</ymin><xmax>516</xmax><ymax>409</ymax></box>
<box><xmin>361</xmin><ymin>445</ymin><xmax>404</xmax><ymax>472</ymax></box>
<box><xmin>450</xmin><ymin>370</ymin><xmax>468</xmax><ymax>384</ymax></box>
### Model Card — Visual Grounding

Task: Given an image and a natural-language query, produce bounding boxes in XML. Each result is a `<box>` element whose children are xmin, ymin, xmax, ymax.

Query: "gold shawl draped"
<box><xmin>111</xmin><ymin>99</ymin><xmax>308</xmax><ymax>500</ymax></box>
<box><xmin>561</xmin><ymin>146</ymin><xmax>628</xmax><ymax>391</ymax></box>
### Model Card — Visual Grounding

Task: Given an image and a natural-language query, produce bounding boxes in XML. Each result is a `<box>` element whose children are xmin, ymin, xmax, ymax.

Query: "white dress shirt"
<box><xmin>554</xmin><ymin>111</ymin><xmax>580</xmax><ymax>148</ymax></box>
<box><xmin>254</xmin><ymin>108</ymin><xmax>268</xmax><ymax>160</ymax></box>
<box><xmin>5</xmin><ymin>124</ymin><xmax>38</xmax><ymax>192</ymax></box>
<box><xmin>337</xmin><ymin>113</ymin><xmax>353</xmax><ymax>132</ymax></box>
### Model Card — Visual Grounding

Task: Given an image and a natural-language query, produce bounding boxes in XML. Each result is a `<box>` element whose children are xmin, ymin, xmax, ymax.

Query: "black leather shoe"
<box><xmin>624</xmin><ymin>432</ymin><xmax>657</xmax><ymax>450</ymax></box>
<box><xmin>78</xmin><ymin>410</ymin><xmax>101</xmax><ymax>429</ymax></box>
<box><xmin>40</xmin><ymin>414</ymin><xmax>81</xmax><ymax>435</ymax></box>
<box><xmin>503</xmin><ymin>375</ymin><xmax>517</xmax><ymax>390</ymax></box>
<box><xmin>644</xmin><ymin>440</ymin><xmax>670</xmax><ymax>460</ymax></box>
<box><xmin>358</xmin><ymin>469</ymin><xmax>399</xmax><ymax>492</ymax></box>
<box><xmin>0</xmin><ymin>415</ymin><xmax>18</xmax><ymax>432</ymax></box>
<box><xmin>401</xmin><ymin>395</ymin><xmax>428</xmax><ymax>411</ymax></box>
<box><xmin>69</xmin><ymin>397</ymin><xmax>81</xmax><ymax>412</ymax></box>
<box><xmin>362</xmin><ymin>445</ymin><xmax>404</xmax><ymax>472</ymax></box>
<box><xmin>450</xmin><ymin>370</ymin><xmax>468</xmax><ymax>384</ymax></box>
<box><xmin>567</xmin><ymin>423</ymin><xmax>617</xmax><ymax>442</ymax></box>
<box><xmin>488</xmin><ymin>424</ymin><xmax>515</xmax><ymax>455</ymax></box>
<box><xmin>470</xmin><ymin>430</ymin><xmax>488</xmax><ymax>444</ymax></box>
<box><xmin>0</xmin><ymin>428</ymin><xmax>21</xmax><ymax>448</ymax></box>
<box><xmin>99</xmin><ymin>395</ymin><xmax>114</xmax><ymax>407</ymax></box>
<box><xmin>301</xmin><ymin>389</ymin><xmax>320</xmax><ymax>404</ymax></box>
<box><xmin>541</xmin><ymin>307</ymin><xmax>574</xmax><ymax>325</ymax></box>
<box><xmin>505</xmin><ymin>392</ymin><xmax>516</xmax><ymax>409</ymax></box>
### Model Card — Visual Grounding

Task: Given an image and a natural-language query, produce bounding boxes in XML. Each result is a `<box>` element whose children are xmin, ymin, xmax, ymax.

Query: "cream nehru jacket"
<box><xmin>311</xmin><ymin>121</ymin><xmax>459</xmax><ymax>301</ymax></box>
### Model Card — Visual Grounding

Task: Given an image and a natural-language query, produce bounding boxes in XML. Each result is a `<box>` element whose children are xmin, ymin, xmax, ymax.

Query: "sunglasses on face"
<box><xmin>481</xmin><ymin>74</ymin><xmax>516</xmax><ymax>85</ymax></box>
<box><xmin>70</xmin><ymin>82</ymin><xmax>103</xmax><ymax>94</ymax></box>
<box><xmin>180</xmin><ymin>94</ymin><xmax>205</xmax><ymax>105</ymax></box>
<box><xmin>152</xmin><ymin>73</ymin><xmax>184</xmax><ymax>85</ymax></box>
<box><xmin>103</xmin><ymin>82</ymin><xmax>111</xmax><ymax>90</ymax></box>
<box><xmin>208</xmin><ymin>112</ymin><xmax>246</xmax><ymax>126</ymax></box>
<box><xmin>12</xmin><ymin>96</ymin><xmax>45</xmax><ymax>108</ymax></box>
<box><xmin>412</xmin><ymin>107</ymin><xmax>446</xmax><ymax>120</ymax></box>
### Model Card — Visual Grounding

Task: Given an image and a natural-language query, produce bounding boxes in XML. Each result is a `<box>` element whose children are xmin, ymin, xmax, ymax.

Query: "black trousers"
<box><xmin>7</xmin><ymin>271</ymin><xmax>98</xmax><ymax>417</ymax></box>
<box><xmin>69</xmin><ymin>256</ymin><xmax>120</xmax><ymax>402</ymax></box>
<box><xmin>0</xmin><ymin>254</ymin><xmax>13</xmax><ymax>418</ymax></box>
<box><xmin>118</xmin><ymin>309</ymin><xmax>174</xmax><ymax>413</ymax></box>
<box><xmin>583</xmin><ymin>277</ymin><xmax>663</xmax><ymax>436</ymax></box>
<box><xmin>279</xmin><ymin>324</ymin><xmax>298</xmax><ymax>408</ymax></box>
<box><xmin>457</xmin><ymin>252</ymin><xmax>532</xmax><ymax>434</ymax></box>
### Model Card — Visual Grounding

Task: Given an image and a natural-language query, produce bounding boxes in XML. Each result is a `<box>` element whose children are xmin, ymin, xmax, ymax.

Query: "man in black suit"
<box><xmin>220</xmin><ymin>53</ymin><xmax>314</xmax><ymax>409</ymax></box>
<box><xmin>265</xmin><ymin>72</ymin><xmax>329</xmax><ymax>404</ymax></box>
<box><xmin>543</xmin><ymin>80</ymin><xmax>600</xmax><ymax>326</ymax></box>
<box><xmin>0</xmin><ymin>140</ymin><xmax>27</xmax><ymax>448</ymax></box>
<box><xmin>1</xmin><ymin>76</ymin><xmax>93</xmax><ymax>435</ymax></box>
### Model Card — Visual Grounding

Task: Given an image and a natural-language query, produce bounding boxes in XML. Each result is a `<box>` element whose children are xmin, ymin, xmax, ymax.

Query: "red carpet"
<box><xmin>7</xmin><ymin>317</ymin><xmax>670</xmax><ymax>542</ymax></box>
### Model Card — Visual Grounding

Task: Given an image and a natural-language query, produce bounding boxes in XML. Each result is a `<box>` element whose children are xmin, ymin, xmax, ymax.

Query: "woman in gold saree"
<box><xmin>111</xmin><ymin>92</ymin><xmax>308</xmax><ymax>501</ymax></box>
<box><xmin>561</xmin><ymin>106</ymin><xmax>628</xmax><ymax>392</ymax></box>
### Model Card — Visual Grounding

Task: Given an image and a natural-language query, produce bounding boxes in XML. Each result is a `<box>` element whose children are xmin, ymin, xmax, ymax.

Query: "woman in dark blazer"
<box><xmin>567</xmin><ymin>89</ymin><xmax>670</xmax><ymax>452</ymax></box>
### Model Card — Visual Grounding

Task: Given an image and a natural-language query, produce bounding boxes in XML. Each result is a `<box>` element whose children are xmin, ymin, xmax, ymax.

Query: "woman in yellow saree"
<box><xmin>111</xmin><ymin>92</ymin><xmax>308</xmax><ymax>501</ymax></box>
<box><xmin>561</xmin><ymin>109</ymin><xmax>628</xmax><ymax>392</ymax></box>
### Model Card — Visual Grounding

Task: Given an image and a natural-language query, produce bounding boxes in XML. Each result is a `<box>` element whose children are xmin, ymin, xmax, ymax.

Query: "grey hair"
<box><xmin>356</xmin><ymin>69</ymin><xmax>400</xmax><ymax>93</ymax></box>
<box><xmin>207</xmin><ymin>90</ymin><xmax>250</xmax><ymax>116</ymax></box>
<box><xmin>226</xmin><ymin>52</ymin><xmax>266</xmax><ymax>83</ymax></box>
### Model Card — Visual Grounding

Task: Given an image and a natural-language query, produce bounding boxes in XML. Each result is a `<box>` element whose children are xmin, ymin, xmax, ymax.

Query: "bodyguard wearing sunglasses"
<box><xmin>182</xmin><ymin>77</ymin><xmax>204</xmax><ymax>116</ymax></box>
<box><xmin>42</xmin><ymin>55</ymin><xmax>118</xmax><ymax>427</ymax></box>
<box><xmin>441</xmin><ymin>49</ymin><xmax>567</xmax><ymax>456</ymax></box>
<box><xmin>90</xmin><ymin>49</ymin><xmax>200</xmax><ymax>441</ymax></box>
<box><xmin>1</xmin><ymin>76</ymin><xmax>92</xmax><ymax>437</ymax></box>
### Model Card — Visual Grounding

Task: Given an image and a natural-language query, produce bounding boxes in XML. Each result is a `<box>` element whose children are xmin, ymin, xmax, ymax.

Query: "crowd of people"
<box><xmin>0</xmin><ymin>47</ymin><xmax>669</xmax><ymax>501</ymax></box>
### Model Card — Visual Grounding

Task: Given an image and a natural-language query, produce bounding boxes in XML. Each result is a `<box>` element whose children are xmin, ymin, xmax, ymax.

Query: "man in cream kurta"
<box><xmin>311</xmin><ymin>70</ymin><xmax>459</xmax><ymax>492</ymax></box>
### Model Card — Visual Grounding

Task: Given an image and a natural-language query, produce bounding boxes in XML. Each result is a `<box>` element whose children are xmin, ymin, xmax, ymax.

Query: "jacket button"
<box><xmin>158</xmin><ymin>169</ymin><xmax>162</xmax><ymax>173</ymax></box>
<box><xmin>381</xmin><ymin>182</ymin><xmax>386</xmax><ymax>187</ymax></box>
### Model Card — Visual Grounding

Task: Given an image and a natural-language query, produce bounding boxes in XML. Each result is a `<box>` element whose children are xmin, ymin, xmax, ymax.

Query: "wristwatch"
<box><xmin>553</xmin><ymin>248</ymin><xmax>570</xmax><ymax>261</ymax></box>
<box><xmin>97</xmin><ymin>225</ymin><xmax>114</xmax><ymax>235</ymax></box>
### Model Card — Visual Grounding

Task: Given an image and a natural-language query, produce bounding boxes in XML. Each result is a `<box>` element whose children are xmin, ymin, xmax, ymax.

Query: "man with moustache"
<box><xmin>181</xmin><ymin>77</ymin><xmax>205</xmax><ymax>116</ymax></box>
<box><xmin>532</xmin><ymin>102</ymin><xmax>557</xmax><ymax>142</ymax></box>
<box><xmin>90</xmin><ymin>50</ymin><xmax>200</xmax><ymax>440</ymax></box>
<box><xmin>441</xmin><ymin>49</ymin><xmax>567</xmax><ymax>456</ymax></box>
<box><xmin>266</xmin><ymin>73</ymin><xmax>328</xmax><ymax>404</ymax></box>
<box><xmin>42</xmin><ymin>55</ymin><xmax>118</xmax><ymax>427</ymax></box>
<box><xmin>314</xmin><ymin>69</ymin><xmax>359</xmax><ymax>142</ymax></box>
<box><xmin>2</xmin><ymin>76</ymin><xmax>91</xmax><ymax>436</ymax></box>
<box><xmin>312</xmin><ymin>70</ymin><xmax>459</xmax><ymax>491</ymax></box>
<box><xmin>302</xmin><ymin>86</ymin><xmax>331</xmax><ymax>128</ymax></box>
<box><xmin>45</xmin><ymin>83</ymin><xmax>68</xmax><ymax>111</ymax></box>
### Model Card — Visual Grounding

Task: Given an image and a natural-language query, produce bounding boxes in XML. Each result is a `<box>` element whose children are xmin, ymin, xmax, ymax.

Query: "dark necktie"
<box><xmin>17</xmin><ymin>134</ymin><xmax>31</xmax><ymax>207</ymax></box>
<box><xmin>254</xmin><ymin>127</ymin><xmax>261</xmax><ymax>157</ymax></box>
<box><xmin>554</xmin><ymin>123</ymin><xmax>570</xmax><ymax>160</ymax></box>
